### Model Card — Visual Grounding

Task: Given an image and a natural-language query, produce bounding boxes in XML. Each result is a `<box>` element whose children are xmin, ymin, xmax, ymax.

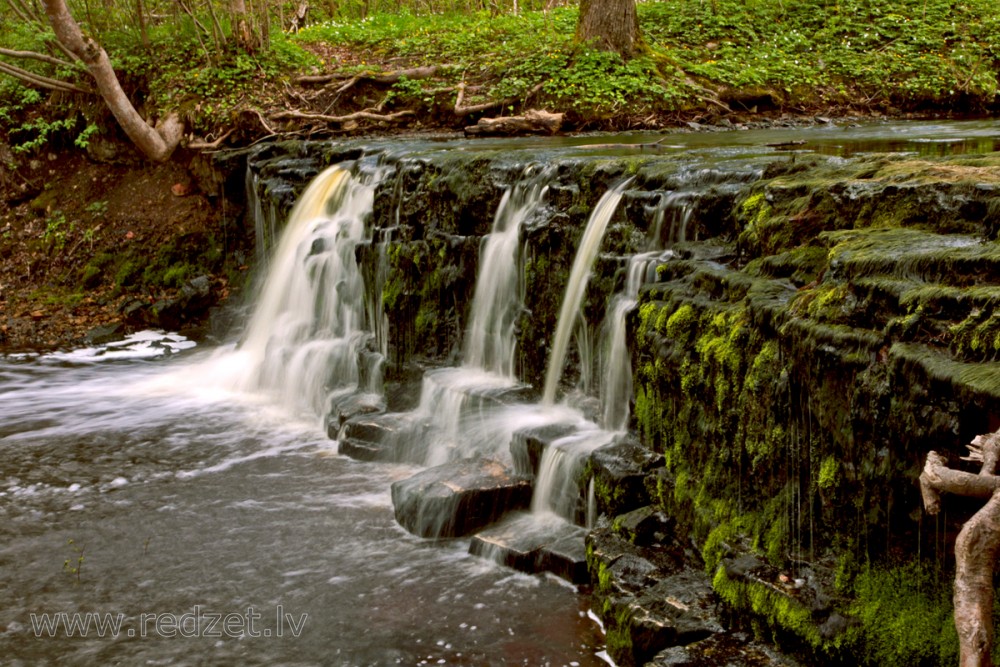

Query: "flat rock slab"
<box><xmin>469</xmin><ymin>513</ymin><xmax>589</xmax><ymax>583</ymax></box>
<box><xmin>391</xmin><ymin>458</ymin><xmax>532</xmax><ymax>538</ymax></box>
<box><xmin>337</xmin><ymin>412</ymin><xmax>426</xmax><ymax>462</ymax></box>
<box><xmin>647</xmin><ymin>632</ymin><xmax>802</xmax><ymax>666</ymax></box>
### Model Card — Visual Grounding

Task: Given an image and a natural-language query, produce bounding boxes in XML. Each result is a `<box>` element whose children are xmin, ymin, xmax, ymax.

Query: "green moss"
<box><xmin>844</xmin><ymin>563</ymin><xmax>960</xmax><ymax>667</ymax></box>
<box><xmin>818</xmin><ymin>456</ymin><xmax>839</xmax><ymax>490</ymax></box>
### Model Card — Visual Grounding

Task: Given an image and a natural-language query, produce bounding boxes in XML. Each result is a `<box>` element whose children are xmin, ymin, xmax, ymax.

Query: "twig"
<box><xmin>454</xmin><ymin>81</ymin><xmax>545</xmax><ymax>117</ymax></box>
<box><xmin>187</xmin><ymin>128</ymin><xmax>235</xmax><ymax>150</ymax></box>
<box><xmin>269</xmin><ymin>108</ymin><xmax>415</xmax><ymax>124</ymax></box>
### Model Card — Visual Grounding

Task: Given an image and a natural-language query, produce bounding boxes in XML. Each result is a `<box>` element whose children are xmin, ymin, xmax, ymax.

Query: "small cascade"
<box><xmin>233</xmin><ymin>163</ymin><xmax>386</xmax><ymax>417</ymax></box>
<box><xmin>379</xmin><ymin>166</ymin><xmax>554</xmax><ymax>467</ymax></box>
<box><xmin>245</xmin><ymin>170</ymin><xmax>280</xmax><ymax>265</ymax></box>
<box><xmin>531</xmin><ymin>429</ymin><xmax>615</xmax><ymax>523</ymax></box>
<box><xmin>599</xmin><ymin>193</ymin><xmax>694</xmax><ymax>431</ymax></box>
<box><xmin>542</xmin><ymin>177</ymin><xmax>634</xmax><ymax>406</ymax></box>
<box><xmin>464</xmin><ymin>165</ymin><xmax>551</xmax><ymax>378</ymax></box>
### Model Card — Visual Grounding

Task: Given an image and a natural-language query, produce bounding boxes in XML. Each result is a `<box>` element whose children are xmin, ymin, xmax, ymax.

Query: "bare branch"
<box><xmin>269</xmin><ymin>108</ymin><xmax>415</xmax><ymax>124</ymax></box>
<box><xmin>0</xmin><ymin>46</ymin><xmax>78</xmax><ymax>69</ymax></box>
<box><xmin>187</xmin><ymin>128</ymin><xmax>235</xmax><ymax>150</ymax></box>
<box><xmin>0</xmin><ymin>59</ymin><xmax>92</xmax><ymax>94</ymax></box>
<box><xmin>454</xmin><ymin>81</ymin><xmax>545</xmax><ymax>117</ymax></box>
<box><xmin>920</xmin><ymin>451</ymin><xmax>1000</xmax><ymax>515</ymax></box>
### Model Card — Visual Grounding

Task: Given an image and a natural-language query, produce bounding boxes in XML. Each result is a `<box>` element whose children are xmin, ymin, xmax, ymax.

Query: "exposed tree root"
<box><xmin>921</xmin><ymin>429</ymin><xmax>1000</xmax><ymax>667</ymax></box>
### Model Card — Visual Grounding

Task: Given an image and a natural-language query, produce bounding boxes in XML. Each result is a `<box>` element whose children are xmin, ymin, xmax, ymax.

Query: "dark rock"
<box><xmin>510</xmin><ymin>421</ymin><xmax>580</xmax><ymax>476</ymax></box>
<box><xmin>338</xmin><ymin>412</ymin><xmax>423</xmax><ymax>462</ymax></box>
<box><xmin>587</xmin><ymin>522</ymin><xmax>687</xmax><ymax>591</ymax></box>
<box><xmin>588</xmin><ymin>434</ymin><xmax>665</xmax><ymax>518</ymax></box>
<box><xmin>391</xmin><ymin>458</ymin><xmax>532</xmax><ymax>538</ymax></box>
<box><xmin>614</xmin><ymin>506</ymin><xmax>675</xmax><ymax>546</ymax></box>
<box><xmin>84</xmin><ymin>323</ymin><xmax>123</xmax><ymax>346</ymax></box>
<box><xmin>602</xmin><ymin>568</ymin><xmax>723</xmax><ymax>666</ymax></box>
<box><xmin>325</xmin><ymin>393</ymin><xmax>385</xmax><ymax>439</ymax></box>
<box><xmin>469</xmin><ymin>512</ymin><xmax>589</xmax><ymax>583</ymax></box>
<box><xmin>723</xmin><ymin>554</ymin><xmax>767</xmax><ymax>579</ymax></box>
<box><xmin>647</xmin><ymin>631</ymin><xmax>802</xmax><ymax>666</ymax></box>
<box><xmin>120</xmin><ymin>299</ymin><xmax>150</xmax><ymax>327</ymax></box>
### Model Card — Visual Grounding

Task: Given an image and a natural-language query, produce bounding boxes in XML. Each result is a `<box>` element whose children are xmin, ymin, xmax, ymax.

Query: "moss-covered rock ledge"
<box><xmin>620</xmin><ymin>152</ymin><xmax>1000</xmax><ymax>665</ymax></box>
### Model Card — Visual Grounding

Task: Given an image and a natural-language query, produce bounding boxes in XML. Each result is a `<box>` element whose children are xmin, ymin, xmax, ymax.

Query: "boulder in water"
<box><xmin>391</xmin><ymin>458</ymin><xmax>532</xmax><ymax>538</ymax></box>
<box><xmin>469</xmin><ymin>512</ymin><xmax>589</xmax><ymax>583</ymax></box>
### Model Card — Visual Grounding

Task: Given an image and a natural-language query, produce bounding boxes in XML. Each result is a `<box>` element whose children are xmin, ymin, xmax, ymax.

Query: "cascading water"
<box><xmin>464</xmin><ymin>165</ymin><xmax>550</xmax><ymax>378</ymax></box>
<box><xmin>542</xmin><ymin>177</ymin><xmax>634</xmax><ymax>406</ymax></box>
<box><xmin>530</xmin><ymin>428</ymin><xmax>615</xmax><ymax>523</ymax></box>
<box><xmin>232</xmin><ymin>163</ymin><xmax>386</xmax><ymax>417</ymax></box>
<box><xmin>387</xmin><ymin>165</ymin><xmax>554</xmax><ymax>466</ymax></box>
<box><xmin>599</xmin><ymin>192</ymin><xmax>694</xmax><ymax>431</ymax></box>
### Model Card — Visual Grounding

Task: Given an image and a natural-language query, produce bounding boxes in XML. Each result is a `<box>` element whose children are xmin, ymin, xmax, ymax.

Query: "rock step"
<box><xmin>510</xmin><ymin>422</ymin><xmax>580</xmax><ymax>477</ymax></box>
<box><xmin>390</xmin><ymin>458</ymin><xmax>532</xmax><ymax>538</ymax></box>
<box><xmin>337</xmin><ymin>412</ymin><xmax>424</xmax><ymax>462</ymax></box>
<box><xmin>468</xmin><ymin>513</ymin><xmax>589</xmax><ymax>584</ymax></box>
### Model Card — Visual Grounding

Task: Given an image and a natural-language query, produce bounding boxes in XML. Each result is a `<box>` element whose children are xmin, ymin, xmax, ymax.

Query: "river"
<box><xmin>4</xmin><ymin>119</ymin><xmax>1000</xmax><ymax>666</ymax></box>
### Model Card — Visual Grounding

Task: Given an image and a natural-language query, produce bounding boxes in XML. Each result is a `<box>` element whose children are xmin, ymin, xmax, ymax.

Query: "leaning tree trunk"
<box><xmin>575</xmin><ymin>0</ymin><xmax>643</xmax><ymax>59</ymax></box>
<box><xmin>40</xmin><ymin>0</ymin><xmax>181</xmax><ymax>161</ymax></box>
<box><xmin>921</xmin><ymin>430</ymin><xmax>1000</xmax><ymax>667</ymax></box>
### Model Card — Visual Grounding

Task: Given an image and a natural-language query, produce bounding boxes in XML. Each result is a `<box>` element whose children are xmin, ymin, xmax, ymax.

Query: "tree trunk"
<box><xmin>40</xmin><ymin>0</ymin><xmax>181</xmax><ymax>161</ymax></box>
<box><xmin>231</xmin><ymin>0</ymin><xmax>254</xmax><ymax>51</ymax></box>
<box><xmin>954</xmin><ymin>489</ymin><xmax>1000</xmax><ymax>667</ymax></box>
<box><xmin>575</xmin><ymin>0</ymin><xmax>643</xmax><ymax>59</ymax></box>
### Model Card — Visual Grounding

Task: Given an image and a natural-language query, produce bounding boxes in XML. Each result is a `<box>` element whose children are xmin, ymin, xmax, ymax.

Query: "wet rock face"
<box><xmin>390</xmin><ymin>458</ymin><xmax>533</xmax><ymax>538</ymax></box>
<box><xmin>587</xmin><ymin>522</ymin><xmax>722</xmax><ymax>667</ymax></box>
<box><xmin>587</xmin><ymin>435</ymin><xmax>665</xmax><ymax>519</ymax></box>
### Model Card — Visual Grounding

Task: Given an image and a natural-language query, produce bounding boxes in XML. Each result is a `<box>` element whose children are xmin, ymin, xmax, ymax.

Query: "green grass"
<box><xmin>2</xmin><ymin>0</ymin><xmax>1000</xmax><ymax>151</ymax></box>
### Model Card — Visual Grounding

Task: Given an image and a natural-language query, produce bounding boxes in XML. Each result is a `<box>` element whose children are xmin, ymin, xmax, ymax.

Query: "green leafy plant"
<box><xmin>63</xmin><ymin>538</ymin><xmax>84</xmax><ymax>584</ymax></box>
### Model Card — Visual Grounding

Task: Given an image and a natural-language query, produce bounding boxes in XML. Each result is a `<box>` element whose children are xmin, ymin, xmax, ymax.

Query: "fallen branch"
<box><xmin>187</xmin><ymin>128</ymin><xmax>235</xmax><ymax>150</ymax></box>
<box><xmin>464</xmin><ymin>109</ymin><xmax>563</xmax><ymax>136</ymax></box>
<box><xmin>269</xmin><ymin>108</ymin><xmax>415</xmax><ymax>124</ymax></box>
<box><xmin>454</xmin><ymin>80</ymin><xmax>545</xmax><ymax>117</ymax></box>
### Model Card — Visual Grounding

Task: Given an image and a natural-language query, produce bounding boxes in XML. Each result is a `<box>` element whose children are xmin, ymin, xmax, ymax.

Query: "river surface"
<box><xmin>0</xmin><ymin>342</ymin><xmax>604</xmax><ymax>666</ymax></box>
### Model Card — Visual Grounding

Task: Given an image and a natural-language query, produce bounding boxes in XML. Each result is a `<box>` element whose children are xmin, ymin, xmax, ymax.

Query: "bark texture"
<box><xmin>575</xmin><ymin>0</ymin><xmax>643</xmax><ymax>59</ymax></box>
<box><xmin>41</xmin><ymin>0</ymin><xmax>182</xmax><ymax>161</ymax></box>
<box><xmin>921</xmin><ymin>430</ymin><xmax>1000</xmax><ymax>667</ymax></box>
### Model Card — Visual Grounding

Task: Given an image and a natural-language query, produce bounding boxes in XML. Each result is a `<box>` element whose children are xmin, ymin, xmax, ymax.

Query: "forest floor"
<box><xmin>0</xmin><ymin>149</ymin><xmax>238</xmax><ymax>351</ymax></box>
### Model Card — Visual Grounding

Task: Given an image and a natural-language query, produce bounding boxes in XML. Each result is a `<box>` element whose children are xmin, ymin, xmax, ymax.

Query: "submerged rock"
<box><xmin>391</xmin><ymin>458</ymin><xmax>532</xmax><ymax>538</ymax></box>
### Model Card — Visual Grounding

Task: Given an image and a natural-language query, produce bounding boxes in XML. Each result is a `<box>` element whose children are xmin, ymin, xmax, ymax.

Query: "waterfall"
<box><xmin>463</xmin><ymin>166</ymin><xmax>550</xmax><ymax>378</ymax></box>
<box><xmin>531</xmin><ymin>429</ymin><xmax>614</xmax><ymax>523</ymax></box>
<box><xmin>233</xmin><ymin>164</ymin><xmax>386</xmax><ymax>417</ymax></box>
<box><xmin>542</xmin><ymin>177</ymin><xmax>634</xmax><ymax>405</ymax></box>
<box><xmin>376</xmin><ymin>166</ymin><xmax>555</xmax><ymax>466</ymax></box>
<box><xmin>599</xmin><ymin>193</ymin><xmax>694</xmax><ymax>431</ymax></box>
